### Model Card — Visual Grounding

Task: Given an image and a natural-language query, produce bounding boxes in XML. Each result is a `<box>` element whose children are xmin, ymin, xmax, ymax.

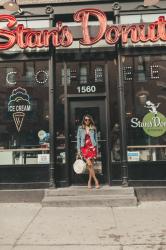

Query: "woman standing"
<box><xmin>77</xmin><ymin>114</ymin><xmax>100</xmax><ymax>189</ymax></box>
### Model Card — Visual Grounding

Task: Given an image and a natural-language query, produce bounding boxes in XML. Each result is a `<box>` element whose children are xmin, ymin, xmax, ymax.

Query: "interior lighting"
<box><xmin>3</xmin><ymin>0</ymin><xmax>20</xmax><ymax>12</ymax></box>
<box><xmin>144</xmin><ymin>0</ymin><xmax>160</xmax><ymax>6</ymax></box>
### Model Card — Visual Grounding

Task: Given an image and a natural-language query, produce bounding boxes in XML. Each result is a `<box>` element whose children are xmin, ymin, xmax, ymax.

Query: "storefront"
<box><xmin>0</xmin><ymin>0</ymin><xmax>166</xmax><ymax>188</ymax></box>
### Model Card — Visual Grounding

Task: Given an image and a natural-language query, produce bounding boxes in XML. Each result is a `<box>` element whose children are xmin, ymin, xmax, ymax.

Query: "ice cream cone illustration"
<box><xmin>13</xmin><ymin>112</ymin><xmax>25</xmax><ymax>132</ymax></box>
<box><xmin>8</xmin><ymin>87</ymin><xmax>31</xmax><ymax>132</ymax></box>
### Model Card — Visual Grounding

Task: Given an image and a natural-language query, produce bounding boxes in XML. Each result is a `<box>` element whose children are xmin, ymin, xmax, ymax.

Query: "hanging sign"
<box><xmin>1</xmin><ymin>10</ymin><xmax>166</xmax><ymax>50</ymax></box>
<box><xmin>8</xmin><ymin>87</ymin><xmax>31</xmax><ymax>132</ymax></box>
<box><xmin>131</xmin><ymin>100</ymin><xmax>166</xmax><ymax>137</ymax></box>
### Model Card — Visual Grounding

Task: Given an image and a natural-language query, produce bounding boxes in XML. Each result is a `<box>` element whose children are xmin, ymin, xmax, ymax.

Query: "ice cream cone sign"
<box><xmin>8</xmin><ymin>87</ymin><xmax>31</xmax><ymax>132</ymax></box>
<box><xmin>13</xmin><ymin>112</ymin><xmax>25</xmax><ymax>132</ymax></box>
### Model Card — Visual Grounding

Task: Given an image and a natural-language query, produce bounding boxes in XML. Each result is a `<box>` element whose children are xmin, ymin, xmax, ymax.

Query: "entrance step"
<box><xmin>42</xmin><ymin>186</ymin><xmax>137</xmax><ymax>207</ymax></box>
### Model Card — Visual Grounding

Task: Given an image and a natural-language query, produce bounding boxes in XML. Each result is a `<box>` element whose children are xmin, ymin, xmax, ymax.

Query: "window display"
<box><xmin>124</xmin><ymin>55</ymin><xmax>166</xmax><ymax>162</ymax></box>
<box><xmin>0</xmin><ymin>60</ymin><xmax>49</xmax><ymax>165</ymax></box>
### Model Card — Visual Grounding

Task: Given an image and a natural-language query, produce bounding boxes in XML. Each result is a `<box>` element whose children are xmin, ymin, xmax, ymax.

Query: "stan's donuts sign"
<box><xmin>0</xmin><ymin>8</ymin><xmax>166</xmax><ymax>50</ymax></box>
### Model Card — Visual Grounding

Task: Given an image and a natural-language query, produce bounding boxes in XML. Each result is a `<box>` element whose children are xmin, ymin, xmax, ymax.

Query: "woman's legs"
<box><xmin>88</xmin><ymin>175</ymin><xmax>92</xmax><ymax>189</ymax></box>
<box><xmin>86</xmin><ymin>159</ymin><xmax>92</xmax><ymax>188</ymax></box>
<box><xmin>86</xmin><ymin>159</ymin><xmax>99</xmax><ymax>188</ymax></box>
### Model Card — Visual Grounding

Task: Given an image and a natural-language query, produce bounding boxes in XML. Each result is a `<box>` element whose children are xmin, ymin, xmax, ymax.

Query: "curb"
<box><xmin>0</xmin><ymin>189</ymin><xmax>45</xmax><ymax>203</ymax></box>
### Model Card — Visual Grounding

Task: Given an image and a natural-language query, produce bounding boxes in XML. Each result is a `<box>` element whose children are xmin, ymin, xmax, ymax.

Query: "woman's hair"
<box><xmin>81</xmin><ymin>114</ymin><xmax>96</xmax><ymax>129</ymax></box>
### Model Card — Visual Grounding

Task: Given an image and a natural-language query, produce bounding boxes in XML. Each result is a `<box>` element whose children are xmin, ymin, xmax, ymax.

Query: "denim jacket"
<box><xmin>77</xmin><ymin>126</ymin><xmax>98</xmax><ymax>152</ymax></box>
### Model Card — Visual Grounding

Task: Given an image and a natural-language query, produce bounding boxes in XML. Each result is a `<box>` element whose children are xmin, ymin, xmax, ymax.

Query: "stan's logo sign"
<box><xmin>131</xmin><ymin>100</ymin><xmax>166</xmax><ymax>137</ymax></box>
<box><xmin>8</xmin><ymin>87</ymin><xmax>31</xmax><ymax>132</ymax></box>
<box><xmin>1</xmin><ymin>9</ymin><xmax>166</xmax><ymax>50</ymax></box>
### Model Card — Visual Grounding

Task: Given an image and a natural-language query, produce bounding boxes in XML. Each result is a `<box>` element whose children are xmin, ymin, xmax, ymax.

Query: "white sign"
<box><xmin>38</xmin><ymin>154</ymin><xmax>50</xmax><ymax>164</ymax></box>
<box><xmin>77</xmin><ymin>85</ymin><xmax>96</xmax><ymax>93</ymax></box>
<box><xmin>127</xmin><ymin>151</ymin><xmax>140</xmax><ymax>162</ymax></box>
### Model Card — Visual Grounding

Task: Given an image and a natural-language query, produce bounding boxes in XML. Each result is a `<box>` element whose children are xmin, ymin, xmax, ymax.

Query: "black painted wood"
<box><xmin>111</xmin><ymin>161</ymin><xmax>166</xmax><ymax>183</ymax></box>
<box><xmin>0</xmin><ymin>165</ymin><xmax>49</xmax><ymax>184</ymax></box>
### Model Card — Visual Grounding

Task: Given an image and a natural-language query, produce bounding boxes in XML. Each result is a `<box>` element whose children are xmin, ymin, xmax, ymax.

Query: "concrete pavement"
<box><xmin>0</xmin><ymin>202</ymin><xmax>166</xmax><ymax>250</ymax></box>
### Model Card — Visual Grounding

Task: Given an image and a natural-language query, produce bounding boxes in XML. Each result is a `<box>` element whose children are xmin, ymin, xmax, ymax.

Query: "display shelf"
<box><xmin>56</xmin><ymin>146</ymin><xmax>65</xmax><ymax>150</ymax></box>
<box><xmin>56</xmin><ymin>136</ymin><xmax>65</xmax><ymax>139</ymax></box>
<box><xmin>127</xmin><ymin>145</ymin><xmax>166</xmax><ymax>161</ymax></box>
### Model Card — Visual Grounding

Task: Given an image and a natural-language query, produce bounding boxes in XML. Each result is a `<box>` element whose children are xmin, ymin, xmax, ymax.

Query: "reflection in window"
<box><xmin>111</xmin><ymin>123</ymin><xmax>121</xmax><ymax>161</ymax></box>
<box><xmin>108</xmin><ymin>58</ymin><xmax>120</xmax><ymax>162</ymax></box>
<box><xmin>80</xmin><ymin>65</ymin><xmax>88</xmax><ymax>84</ymax></box>
<box><xmin>22</xmin><ymin>63</ymin><xmax>34</xmax><ymax>84</ymax></box>
<box><xmin>61</xmin><ymin>68</ymin><xmax>71</xmax><ymax>85</ymax></box>
<box><xmin>65</xmin><ymin>61</ymin><xmax>106</xmax><ymax>94</ymax></box>
<box><xmin>56</xmin><ymin>63</ymin><xmax>66</xmax><ymax>165</ymax></box>
<box><xmin>95</xmin><ymin>66</ymin><xmax>104</xmax><ymax>83</ymax></box>
<box><xmin>70</xmin><ymin>68</ymin><xmax>77</xmax><ymax>82</ymax></box>
<box><xmin>137</xmin><ymin>64</ymin><xmax>146</xmax><ymax>82</ymax></box>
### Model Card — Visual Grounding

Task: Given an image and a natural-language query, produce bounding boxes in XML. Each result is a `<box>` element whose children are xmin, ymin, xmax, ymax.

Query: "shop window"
<box><xmin>124</xmin><ymin>55</ymin><xmax>166</xmax><ymax>162</ymax></box>
<box><xmin>135</xmin><ymin>56</ymin><xmax>147</xmax><ymax>82</ymax></box>
<box><xmin>80</xmin><ymin>65</ymin><xmax>88</xmax><ymax>84</ymax></box>
<box><xmin>108</xmin><ymin>59</ymin><xmax>120</xmax><ymax>162</ymax></box>
<box><xmin>64</xmin><ymin>60</ymin><xmax>106</xmax><ymax>94</ymax></box>
<box><xmin>0</xmin><ymin>60</ymin><xmax>49</xmax><ymax>165</ymax></box>
<box><xmin>137</xmin><ymin>64</ymin><xmax>146</xmax><ymax>82</ymax></box>
<box><xmin>70</xmin><ymin>68</ymin><xmax>77</xmax><ymax>82</ymax></box>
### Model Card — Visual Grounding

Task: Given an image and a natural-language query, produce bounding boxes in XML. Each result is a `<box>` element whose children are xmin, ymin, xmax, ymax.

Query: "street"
<box><xmin>0</xmin><ymin>201</ymin><xmax>166</xmax><ymax>250</ymax></box>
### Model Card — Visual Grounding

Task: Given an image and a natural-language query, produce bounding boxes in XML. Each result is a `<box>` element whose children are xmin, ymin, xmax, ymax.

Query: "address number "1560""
<box><xmin>77</xmin><ymin>86</ymin><xmax>96</xmax><ymax>93</ymax></box>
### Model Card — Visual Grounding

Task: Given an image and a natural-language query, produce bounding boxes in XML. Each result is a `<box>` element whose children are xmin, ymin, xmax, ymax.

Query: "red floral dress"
<box><xmin>81</xmin><ymin>132</ymin><xmax>97</xmax><ymax>160</ymax></box>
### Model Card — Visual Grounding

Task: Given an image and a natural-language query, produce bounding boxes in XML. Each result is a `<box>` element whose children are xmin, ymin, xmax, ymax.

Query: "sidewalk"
<box><xmin>1</xmin><ymin>201</ymin><xmax>166</xmax><ymax>250</ymax></box>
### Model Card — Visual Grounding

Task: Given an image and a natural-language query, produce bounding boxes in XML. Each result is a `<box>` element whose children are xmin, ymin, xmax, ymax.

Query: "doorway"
<box><xmin>69</xmin><ymin>98</ymin><xmax>108</xmax><ymax>185</ymax></box>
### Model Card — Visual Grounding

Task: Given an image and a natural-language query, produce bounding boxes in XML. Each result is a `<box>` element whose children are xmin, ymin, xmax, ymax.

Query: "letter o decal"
<box><xmin>35</xmin><ymin>70</ymin><xmax>48</xmax><ymax>84</ymax></box>
<box><xmin>6</xmin><ymin>71</ymin><xmax>17</xmax><ymax>85</ymax></box>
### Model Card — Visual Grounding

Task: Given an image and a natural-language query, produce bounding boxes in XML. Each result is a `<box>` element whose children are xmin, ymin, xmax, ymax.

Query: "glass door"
<box><xmin>69</xmin><ymin>98</ymin><xmax>107</xmax><ymax>185</ymax></box>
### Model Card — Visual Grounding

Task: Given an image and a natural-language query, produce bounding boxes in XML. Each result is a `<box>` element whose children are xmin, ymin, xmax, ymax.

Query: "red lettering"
<box><xmin>138</xmin><ymin>24</ymin><xmax>149</xmax><ymax>42</ymax></box>
<box><xmin>157</xmin><ymin>16</ymin><xmax>166</xmax><ymax>41</ymax></box>
<box><xmin>121</xmin><ymin>25</ymin><xmax>139</xmax><ymax>44</ymax></box>
<box><xmin>0</xmin><ymin>14</ymin><xmax>16</xmax><ymax>50</ymax></box>
<box><xmin>43</xmin><ymin>22</ymin><xmax>73</xmax><ymax>47</ymax></box>
<box><xmin>26</xmin><ymin>31</ymin><xmax>44</xmax><ymax>48</ymax></box>
<box><xmin>60</xmin><ymin>26</ymin><xmax>73</xmax><ymax>47</ymax></box>
<box><xmin>15</xmin><ymin>24</ymin><xmax>31</xmax><ymax>49</ymax></box>
<box><xmin>0</xmin><ymin>14</ymin><xmax>73</xmax><ymax>50</ymax></box>
<box><xmin>74</xmin><ymin>8</ymin><xmax>107</xmax><ymax>45</ymax></box>
<box><xmin>44</xmin><ymin>30</ymin><xmax>60</xmax><ymax>47</ymax></box>
<box><xmin>148</xmin><ymin>23</ymin><xmax>159</xmax><ymax>42</ymax></box>
<box><xmin>105</xmin><ymin>25</ymin><xmax>121</xmax><ymax>44</ymax></box>
<box><xmin>1</xmin><ymin>12</ymin><xmax>166</xmax><ymax>50</ymax></box>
